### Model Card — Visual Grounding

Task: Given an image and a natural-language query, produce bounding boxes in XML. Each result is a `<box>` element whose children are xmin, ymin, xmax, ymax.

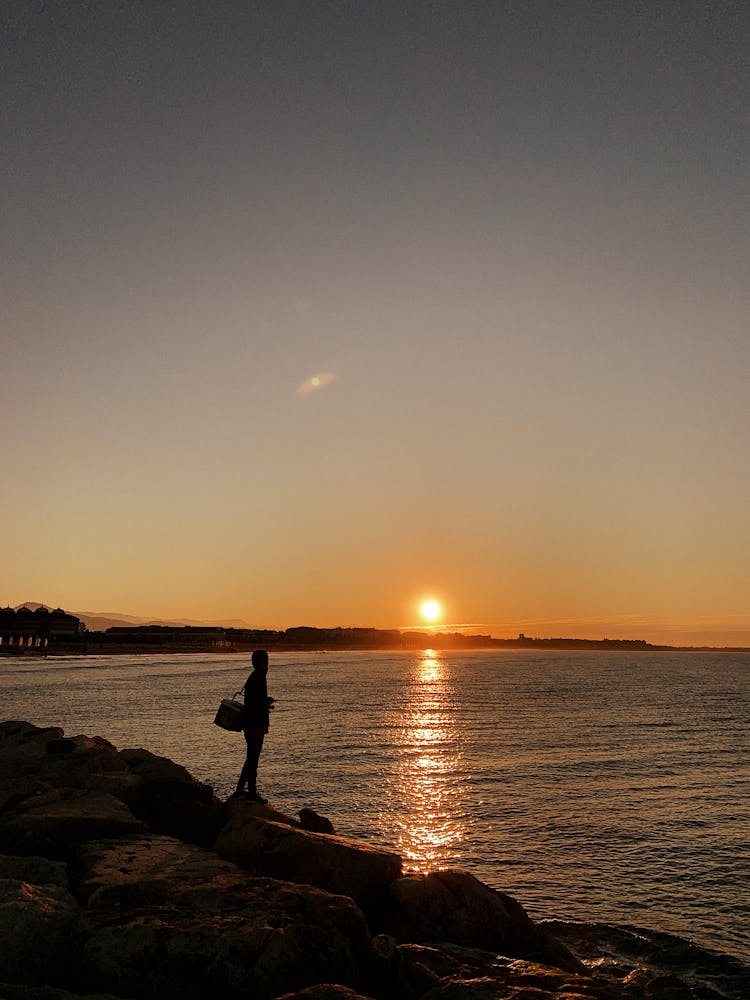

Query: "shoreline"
<box><xmin>3</xmin><ymin>642</ymin><xmax>750</xmax><ymax>659</ymax></box>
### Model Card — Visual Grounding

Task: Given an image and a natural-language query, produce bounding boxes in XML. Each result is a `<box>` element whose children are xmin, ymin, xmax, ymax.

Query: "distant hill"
<box><xmin>13</xmin><ymin>603</ymin><xmax>252</xmax><ymax>632</ymax></box>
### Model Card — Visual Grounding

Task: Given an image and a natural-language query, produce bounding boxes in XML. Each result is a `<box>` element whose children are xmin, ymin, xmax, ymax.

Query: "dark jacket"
<box><xmin>243</xmin><ymin>669</ymin><xmax>270</xmax><ymax>732</ymax></box>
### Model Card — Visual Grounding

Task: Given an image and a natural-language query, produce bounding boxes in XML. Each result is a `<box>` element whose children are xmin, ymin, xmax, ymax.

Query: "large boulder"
<box><xmin>117</xmin><ymin>748</ymin><xmax>225</xmax><ymax>847</ymax></box>
<box><xmin>214</xmin><ymin>806</ymin><xmax>402</xmax><ymax>912</ymax></box>
<box><xmin>76</xmin><ymin>870</ymin><xmax>377</xmax><ymax>999</ymax></box>
<box><xmin>386</xmin><ymin>871</ymin><xmax>582</xmax><ymax>974</ymax></box>
<box><xmin>0</xmin><ymin>724</ymin><xmax>137</xmax><ymax>820</ymax></box>
<box><xmin>0</xmin><ymin>788</ymin><xmax>147</xmax><ymax>858</ymax></box>
<box><xmin>69</xmin><ymin>833</ymin><xmax>379</xmax><ymax>1000</ymax></box>
<box><xmin>0</xmin><ymin>879</ymin><xmax>80</xmax><ymax>985</ymax></box>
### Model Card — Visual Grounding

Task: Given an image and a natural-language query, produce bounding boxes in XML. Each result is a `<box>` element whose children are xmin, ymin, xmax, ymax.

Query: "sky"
<box><xmin>2</xmin><ymin>1</ymin><xmax>749</xmax><ymax>644</ymax></box>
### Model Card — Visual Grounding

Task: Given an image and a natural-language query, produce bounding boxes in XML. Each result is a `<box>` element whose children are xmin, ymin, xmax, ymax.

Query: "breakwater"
<box><xmin>1</xmin><ymin>719</ymin><xmax>747</xmax><ymax>999</ymax></box>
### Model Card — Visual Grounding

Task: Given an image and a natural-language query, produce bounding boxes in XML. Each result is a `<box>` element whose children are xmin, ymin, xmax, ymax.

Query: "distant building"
<box><xmin>0</xmin><ymin>606</ymin><xmax>83</xmax><ymax>647</ymax></box>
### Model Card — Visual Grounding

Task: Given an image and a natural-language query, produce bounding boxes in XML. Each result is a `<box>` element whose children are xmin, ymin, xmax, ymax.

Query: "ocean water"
<box><xmin>1</xmin><ymin>649</ymin><xmax>748</xmax><ymax>977</ymax></box>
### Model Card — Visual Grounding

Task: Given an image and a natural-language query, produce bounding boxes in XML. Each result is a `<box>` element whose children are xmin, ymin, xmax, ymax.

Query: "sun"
<box><xmin>420</xmin><ymin>600</ymin><xmax>441</xmax><ymax>623</ymax></box>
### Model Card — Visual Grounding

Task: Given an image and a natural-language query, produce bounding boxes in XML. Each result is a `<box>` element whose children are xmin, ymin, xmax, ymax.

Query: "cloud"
<box><xmin>296</xmin><ymin>372</ymin><xmax>336</xmax><ymax>396</ymax></box>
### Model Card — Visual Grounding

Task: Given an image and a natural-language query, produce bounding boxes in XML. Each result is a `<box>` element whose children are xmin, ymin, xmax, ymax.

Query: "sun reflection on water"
<box><xmin>388</xmin><ymin>651</ymin><xmax>468</xmax><ymax>873</ymax></box>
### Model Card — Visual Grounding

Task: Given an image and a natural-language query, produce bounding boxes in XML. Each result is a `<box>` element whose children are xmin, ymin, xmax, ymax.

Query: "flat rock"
<box><xmin>224</xmin><ymin>794</ymin><xmax>302</xmax><ymax>827</ymax></box>
<box><xmin>387</xmin><ymin>871</ymin><xmax>582</xmax><ymax>974</ymax></box>
<box><xmin>214</xmin><ymin>811</ymin><xmax>402</xmax><ymax>910</ymax></box>
<box><xmin>70</xmin><ymin>833</ymin><xmax>247</xmax><ymax>906</ymax></box>
<box><xmin>0</xmin><ymin>788</ymin><xmax>147</xmax><ymax>859</ymax></box>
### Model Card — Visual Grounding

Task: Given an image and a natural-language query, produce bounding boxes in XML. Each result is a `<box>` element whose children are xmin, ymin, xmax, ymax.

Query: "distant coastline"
<box><xmin>2</xmin><ymin>616</ymin><xmax>750</xmax><ymax>658</ymax></box>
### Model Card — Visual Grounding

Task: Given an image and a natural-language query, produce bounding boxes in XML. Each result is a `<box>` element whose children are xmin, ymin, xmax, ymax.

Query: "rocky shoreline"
<box><xmin>0</xmin><ymin>721</ymin><xmax>745</xmax><ymax>1000</ymax></box>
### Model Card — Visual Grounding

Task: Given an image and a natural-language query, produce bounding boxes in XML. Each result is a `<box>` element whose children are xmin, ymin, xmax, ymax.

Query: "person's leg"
<box><xmin>236</xmin><ymin>730</ymin><xmax>258</xmax><ymax>794</ymax></box>
<box><xmin>245</xmin><ymin>732</ymin><xmax>265</xmax><ymax>798</ymax></box>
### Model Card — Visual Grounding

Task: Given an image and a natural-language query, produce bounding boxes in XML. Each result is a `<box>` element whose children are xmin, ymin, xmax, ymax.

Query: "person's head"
<box><xmin>251</xmin><ymin>649</ymin><xmax>269</xmax><ymax>674</ymax></box>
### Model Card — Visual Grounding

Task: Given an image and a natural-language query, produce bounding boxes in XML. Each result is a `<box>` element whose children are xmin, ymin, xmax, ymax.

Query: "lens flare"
<box><xmin>297</xmin><ymin>372</ymin><xmax>335</xmax><ymax>395</ymax></box>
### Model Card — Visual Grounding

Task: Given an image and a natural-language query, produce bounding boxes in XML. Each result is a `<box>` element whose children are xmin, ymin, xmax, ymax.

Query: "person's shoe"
<box><xmin>248</xmin><ymin>792</ymin><xmax>268</xmax><ymax>804</ymax></box>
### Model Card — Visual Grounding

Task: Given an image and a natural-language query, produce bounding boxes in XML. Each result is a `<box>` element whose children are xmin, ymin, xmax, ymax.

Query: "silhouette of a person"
<box><xmin>236</xmin><ymin>649</ymin><xmax>274</xmax><ymax>802</ymax></box>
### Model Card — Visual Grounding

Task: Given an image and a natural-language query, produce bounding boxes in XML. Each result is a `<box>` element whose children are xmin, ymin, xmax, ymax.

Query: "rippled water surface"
<box><xmin>2</xmin><ymin>649</ymin><xmax>748</xmax><ymax>965</ymax></box>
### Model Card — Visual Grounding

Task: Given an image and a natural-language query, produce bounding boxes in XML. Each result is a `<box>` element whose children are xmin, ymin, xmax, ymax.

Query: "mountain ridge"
<box><xmin>13</xmin><ymin>603</ymin><xmax>253</xmax><ymax>632</ymax></box>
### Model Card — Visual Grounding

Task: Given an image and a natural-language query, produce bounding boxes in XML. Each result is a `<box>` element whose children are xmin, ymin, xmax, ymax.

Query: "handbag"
<box><xmin>213</xmin><ymin>690</ymin><xmax>245</xmax><ymax>731</ymax></box>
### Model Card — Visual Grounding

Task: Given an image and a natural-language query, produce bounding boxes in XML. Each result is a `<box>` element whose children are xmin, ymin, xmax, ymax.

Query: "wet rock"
<box><xmin>214</xmin><ymin>811</ymin><xmax>402</xmax><ymax>911</ymax></box>
<box><xmin>544</xmin><ymin>920</ymin><xmax>748</xmax><ymax>999</ymax></box>
<box><xmin>419</xmin><ymin>972</ymin><xmax>611</xmax><ymax>1000</ymax></box>
<box><xmin>398</xmin><ymin>947</ymin><xmax>621</xmax><ymax>998</ymax></box>
<box><xmin>0</xmin><ymin>788</ymin><xmax>147</xmax><ymax>859</ymax></box>
<box><xmin>299</xmin><ymin>807</ymin><xmax>335</xmax><ymax>834</ymax></box>
<box><xmin>386</xmin><ymin>871</ymin><xmax>582</xmax><ymax>974</ymax></box>
<box><xmin>0</xmin><ymin>879</ymin><xmax>80</xmax><ymax>985</ymax></box>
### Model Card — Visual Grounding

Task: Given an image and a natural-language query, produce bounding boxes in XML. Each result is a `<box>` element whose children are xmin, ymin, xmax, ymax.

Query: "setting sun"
<box><xmin>421</xmin><ymin>600</ymin><xmax>441</xmax><ymax>623</ymax></box>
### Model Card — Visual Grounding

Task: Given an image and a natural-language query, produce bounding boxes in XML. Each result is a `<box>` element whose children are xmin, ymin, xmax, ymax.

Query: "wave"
<box><xmin>542</xmin><ymin>919</ymin><xmax>750</xmax><ymax>1000</ymax></box>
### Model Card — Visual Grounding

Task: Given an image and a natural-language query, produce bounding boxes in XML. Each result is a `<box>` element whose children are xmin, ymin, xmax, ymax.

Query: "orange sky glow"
<box><xmin>3</xmin><ymin>6</ymin><xmax>748</xmax><ymax>648</ymax></box>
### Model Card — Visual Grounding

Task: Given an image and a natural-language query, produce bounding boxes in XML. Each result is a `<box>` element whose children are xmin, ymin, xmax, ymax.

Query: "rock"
<box><xmin>0</xmin><ymin>879</ymin><xmax>80</xmax><ymax>985</ymax></box>
<box><xmin>76</xmin><ymin>869</ymin><xmax>378</xmax><ymax>1000</ymax></box>
<box><xmin>419</xmin><ymin>970</ymin><xmax>612</xmax><ymax>1000</ymax></box>
<box><xmin>0</xmin><ymin>855</ymin><xmax>68</xmax><ymax>889</ymax></box>
<box><xmin>545</xmin><ymin>920</ymin><xmax>746</xmax><ymax>1000</ymax></box>
<box><xmin>69</xmin><ymin>833</ymin><xmax>380</xmax><ymax>999</ymax></box>
<box><xmin>386</xmin><ymin>871</ymin><xmax>582</xmax><ymax>974</ymax></box>
<box><xmin>43</xmin><ymin>733</ymin><xmax>119</xmax><ymax>758</ymax></box>
<box><xmin>300</xmin><ymin>807</ymin><xmax>335</xmax><ymax>834</ymax></box>
<box><xmin>118</xmin><ymin>747</ymin><xmax>200</xmax><ymax>787</ymax></box>
<box><xmin>0</xmin><ymin>722</ymin><xmax>65</xmax><ymax>760</ymax></box>
<box><xmin>0</xmin><ymin>788</ymin><xmax>147</xmax><ymax>859</ymax></box>
<box><xmin>225</xmin><ymin>794</ymin><xmax>302</xmax><ymax>827</ymax></box>
<box><xmin>69</xmin><ymin>834</ymin><xmax>246</xmax><ymax>906</ymax></box>
<box><xmin>0</xmin><ymin>986</ymin><xmax>128</xmax><ymax>1000</ymax></box>
<box><xmin>117</xmin><ymin>748</ymin><xmax>225</xmax><ymax>847</ymax></box>
<box><xmin>214</xmin><ymin>812</ymin><xmax>402</xmax><ymax>912</ymax></box>
<box><xmin>275</xmin><ymin>987</ymin><xmax>376</xmax><ymax>1000</ymax></box>
<box><xmin>392</xmin><ymin>945</ymin><xmax>622</xmax><ymax>998</ymax></box>
<box><xmin>45</xmin><ymin>738</ymin><xmax>78</xmax><ymax>754</ymax></box>
<box><xmin>0</xmin><ymin>726</ymin><xmax>135</xmax><ymax>821</ymax></box>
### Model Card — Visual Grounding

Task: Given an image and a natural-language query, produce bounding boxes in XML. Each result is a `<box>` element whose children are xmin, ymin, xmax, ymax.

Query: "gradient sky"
<box><xmin>3</xmin><ymin>2</ymin><xmax>749</xmax><ymax>644</ymax></box>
